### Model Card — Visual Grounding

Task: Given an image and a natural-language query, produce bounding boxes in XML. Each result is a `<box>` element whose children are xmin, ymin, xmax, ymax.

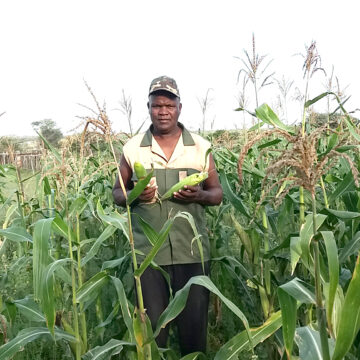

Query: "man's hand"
<box><xmin>138</xmin><ymin>178</ymin><xmax>158</xmax><ymax>202</ymax></box>
<box><xmin>173</xmin><ymin>185</ymin><xmax>203</xmax><ymax>203</ymax></box>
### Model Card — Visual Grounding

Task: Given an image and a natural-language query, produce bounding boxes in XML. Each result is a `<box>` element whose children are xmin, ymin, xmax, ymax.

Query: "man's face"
<box><xmin>148</xmin><ymin>93</ymin><xmax>182</xmax><ymax>134</ymax></box>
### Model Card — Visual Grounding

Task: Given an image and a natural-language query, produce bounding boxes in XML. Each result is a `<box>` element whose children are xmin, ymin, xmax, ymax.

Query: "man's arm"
<box><xmin>113</xmin><ymin>155</ymin><xmax>158</xmax><ymax>207</ymax></box>
<box><xmin>113</xmin><ymin>155</ymin><xmax>132</xmax><ymax>207</ymax></box>
<box><xmin>173</xmin><ymin>154</ymin><xmax>223</xmax><ymax>205</ymax></box>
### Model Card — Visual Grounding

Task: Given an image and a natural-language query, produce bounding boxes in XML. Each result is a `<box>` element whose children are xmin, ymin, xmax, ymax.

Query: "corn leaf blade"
<box><xmin>214</xmin><ymin>310</ymin><xmax>282</xmax><ymax>359</ymax></box>
<box><xmin>295</xmin><ymin>326</ymin><xmax>334</xmax><ymax>360</ymax></box>
<box><xmin>328</xmin><ymin>171</ymin><xmax>356</xmax><ymax>204</ymax></box>
<box><xmin>13</xmin><ymin>297</ymin><xmax>45</xmax><ymax>323</ymax></box>
<box><xmin>82</xmin><ymin>338</ymin><xmax>133</xmax><ymax>360</ymax></box>
<box><xmin>300</xmin><ymin>214</ymin><xmax>327</xmax><ymax>269</ymax></box>
<box><xmin>33</xmin><ymin>218</ymin><xmax>53</xmax><ymax>300</ymax></box>
<box><xmin>255</xmin><ymin>103</ymin><xmax>294</xmax><ymax>133</ymax></box>
<box><xmin>0</xmin><ymin>226</ymin><xmax>33</xmax><ymax>243</ymax></box>
<box><xmin>339</xmin><ymin>231</ymin><xmax>360</xmax><ymax>264</ymax></box>
<box><xmin>279</xmin><ymin>277</ymin><xmax>316</xmax><ymax>304</ymax></box>
<box><xmin>155</xmin><ymin>275</ymin><xmax>253</xmax><ymax>351</ymax></box>
<box><xmin>51</xmin><ymin>215</ymin><xmax>76</xmax><ymax>242</ymax></box>
<box><xmin>134</xmin><ymin>218</ymin><xmax>174</xmax><ymax>277</ymax></box>
<box><xmin>278</xmin><ymin>287</ymin><xmax>297</xmax><ymax>358</ymax></box>
<box><xmin>320</xmin><ymin>231</ymin><xmax>339</xmax><ymax>332</ymax></box>
<box><xmin>110</xmin><ymin>276</ymin><xmax>134</xmax><ymax>342</ymax></box>
<box><xmin>81</xmin><ymin>225</ymin><xmax>117</xmax><ymax>267</ymax></box>
<box><xmin>135</xmin><ymin>214</ymin><xmax>158</xmax><ymax>246</ymax></box>
<box><xmin>96</xmin><ymin>200</ymin><xmax>128</xmax><ymax>235</ymax></box>
<box><xmin>36</xmin><ymin>130</ymin><xmax>62</xmax><ymax>163</ymax></box>
<box><xmin>76</xmin><ymin>271</ymin><xmax>110</xmax><ymax>305</ymax></box>
<box><xmin>324</xmin><ymin>208</ymin><xmax>360</xmax><ymax>220</ymax></box>
<box><xmin>0</xmin><ymin>327</ymin><xmax>76</xmax><ymax>360</ymax></box>
<box><xmin>41</xmin><ymin>258</ymin><xmax>72</xmax><ymax>335</ymax></box>
<box><xmin>127</xmin><ymin>170</ymin><xmax>154</xmax><ymax>206</ymax></box>
<box><xmin>332</xmin><ymin>254</ymin><xmax>360</xmax><ymax>360</ymax></box>
<box><xmin>180</xmin><ymin>352</ymin><xmax>206</xmax><ymax>360</ymax></box>
<box><xmin>219</xmin><ymin>170</ymin><xmax>250</xmax><ymax>218</ymax></box>
<box><xmin>304</xmin><ymin>92</ymin><xmax>330</xmax><ymax>108</ymax></box>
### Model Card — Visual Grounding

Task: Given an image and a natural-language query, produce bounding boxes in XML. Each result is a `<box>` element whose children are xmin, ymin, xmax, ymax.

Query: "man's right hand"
<box><xmin>138</xmin><ymin>178</ymin><xmax>157</xmax><ymax>202</ymax></box>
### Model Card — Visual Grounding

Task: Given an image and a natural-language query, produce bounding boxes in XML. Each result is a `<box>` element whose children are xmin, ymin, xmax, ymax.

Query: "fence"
<box><xmin>0</xmin><ymin>151</ymin><xmax>42</xmax><ymax>171</ymax></box>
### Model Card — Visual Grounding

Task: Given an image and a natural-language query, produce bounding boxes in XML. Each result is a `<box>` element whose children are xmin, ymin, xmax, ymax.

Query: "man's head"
<box><xmin>147</xmin><ymin>76</ymin><xmax>182</xmax><ymax>135</ymax></box>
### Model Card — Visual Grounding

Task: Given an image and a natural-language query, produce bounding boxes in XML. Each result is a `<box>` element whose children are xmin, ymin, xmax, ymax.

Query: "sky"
<box><xmin>0</xmin><ymin>0</ymin><xmax>359</xmax><ymax>137</ymax></box>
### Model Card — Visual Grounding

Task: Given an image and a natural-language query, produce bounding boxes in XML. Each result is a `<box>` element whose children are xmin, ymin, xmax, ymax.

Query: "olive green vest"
<box><xmin>123</xmin><ymin>124</ymin><xmax>211</xmax><ymax>265</ymax></box>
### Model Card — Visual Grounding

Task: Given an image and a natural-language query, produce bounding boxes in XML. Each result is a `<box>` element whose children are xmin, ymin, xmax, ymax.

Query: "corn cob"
<box><xmin>134</xmin><ymin>161</ymin><xmax>147</xmax><ymax>180</ymax></box>
<box><xmin>132</xmin><ymin>161</ymin><xmax>158</xmax><ymax>204</ymax></box>
<box><xmin>160</xmin><ymin>171</ymin><xmax>208</xmax><ymax>201</ymax></box>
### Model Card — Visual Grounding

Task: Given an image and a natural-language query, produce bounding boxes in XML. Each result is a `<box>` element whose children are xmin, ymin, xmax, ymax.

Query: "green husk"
<box><xmin>160</xmin><ymin>172</ymin><xmax>208</xmax><ymax>201</ymax></box>
<box><xmin>134</xmin><ymin>161</ymin><xmax>147</xmax><ymax>180</ymax></box>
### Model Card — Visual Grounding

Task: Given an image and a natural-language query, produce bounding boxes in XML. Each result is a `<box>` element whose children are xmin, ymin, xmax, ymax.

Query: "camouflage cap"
<box><xmin>148</xmin><ymin>76</ymin><xmax>180</xmax><ymax>98</ymax></box>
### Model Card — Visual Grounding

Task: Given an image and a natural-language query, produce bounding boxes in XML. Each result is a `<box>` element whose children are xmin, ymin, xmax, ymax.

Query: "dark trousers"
<box><xmin>139</xmin><ymin>262</ymin><xmax>210</xmax><ymax>356</ymax></box>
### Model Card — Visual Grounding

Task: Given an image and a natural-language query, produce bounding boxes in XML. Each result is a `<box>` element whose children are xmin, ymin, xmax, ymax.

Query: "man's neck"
<box><xmin>152</xmin><ymin>125</ymin><xmax>182</xmax><ymax>161</ymax></box>
<box><xmin>152</xmin><ymin>124</ymin><xmax>182</xmax><ymax>139</ymax></box>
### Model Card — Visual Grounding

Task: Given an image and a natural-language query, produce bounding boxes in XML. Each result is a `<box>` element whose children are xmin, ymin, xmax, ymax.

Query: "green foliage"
<box><xmin>1</xmin><ymin>43</ymin><xmax>360</xmax><ymax>359</ymax></box>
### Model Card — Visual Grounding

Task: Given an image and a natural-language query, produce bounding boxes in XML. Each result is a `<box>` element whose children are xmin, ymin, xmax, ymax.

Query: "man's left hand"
<box><xmin>173</xmin><ymin>185</ymin><xmax>202</xmax><ymax>203</ymax></box>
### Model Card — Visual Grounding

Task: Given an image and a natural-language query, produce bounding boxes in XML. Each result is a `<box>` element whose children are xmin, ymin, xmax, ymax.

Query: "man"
<box><xmin>112</xmin><ymin>76</ymin><xmax>222</xmax><ymax>355</ymax></box>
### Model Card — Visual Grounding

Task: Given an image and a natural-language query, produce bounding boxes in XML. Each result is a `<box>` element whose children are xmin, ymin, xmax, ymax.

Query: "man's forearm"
<box><xmin>198</xmin><ymin>188</ymin><xmax>223</xmax><ymax>206</ymax></box>
<box><xmin>112</xmin><ymin>188</ymin><xmax>128</xmax><ymax>207</ymax></box>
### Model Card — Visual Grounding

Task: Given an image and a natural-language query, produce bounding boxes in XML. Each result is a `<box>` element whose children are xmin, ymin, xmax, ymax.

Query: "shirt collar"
<box><xmin>140</xmin><ymin>122</ymin><xmax>195</xmax><ymax>147</ymax></box>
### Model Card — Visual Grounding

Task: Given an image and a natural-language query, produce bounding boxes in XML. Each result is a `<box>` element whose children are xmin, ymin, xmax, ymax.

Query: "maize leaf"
<box><xmin>82</xmin><ymin>338</ymin><xmax>133</xmax><ymax>360</ymax></box>
<box><xmin>155</xmin><ymin>275</ymin><xmax>253</xmax><ymax>351</ymax></box>
<box><xmin>76</xmin><ymin>271</ymin><xmax>110</xmax><ymax>305</ymax></box>
<box><xmin>332</xmin><ymin>253</ymin><xmax>360</xmax><ymax>360</ymax></box>
<box><xmin>0</xmin><ymin>226</ymin><xmax>33</xmax><ymax>243</ymax></box>
<box><xmin>13</xmin><ymin>297</ymin><xmax>45</xmax><ymax>323</ymax></box>
<box><xmin>127</xmin><ymin>169</ymin><xmax>154</xmax><ymax>206</ymax></box>
<box><xmin>230</xmin><ymin>214</ymin><xmax>253</xmax><ymax>260</ymax></box>
<box><xmin>278</xmin><ymin>288</ymin><xmax>297</xmax><ymax>358</ymax></box>
<box><xmin>214</xmin><ymin>309</ymin><xmax>282</xmax><ymax>359</ymax></box>
<box><xmin>33</xmin><ymin>218</ymin><xmax>53</xmax><ymax>301</ymax></box>
<box><xmin>321</xmin><ymin>231</ymin><xmax>339</xmax><ymax>334</ymax></box>
<box><xmin>0</xmin><ymin>327</ymin><xmax>76</xmax><ymax>360</ymax></box>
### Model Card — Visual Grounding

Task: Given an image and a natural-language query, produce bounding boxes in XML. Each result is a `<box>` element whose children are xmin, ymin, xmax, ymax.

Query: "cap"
<box><xmin>148</xmin><ymin>76</ymin><xmax>180</xmax><ymax>98</ymax></box>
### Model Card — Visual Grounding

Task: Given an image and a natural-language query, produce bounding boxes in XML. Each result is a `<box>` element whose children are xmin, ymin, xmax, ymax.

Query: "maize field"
<box><xmin>1</xmin><ymin>42</ymin><xmax>360</xmax><ymax>360</ymax></box>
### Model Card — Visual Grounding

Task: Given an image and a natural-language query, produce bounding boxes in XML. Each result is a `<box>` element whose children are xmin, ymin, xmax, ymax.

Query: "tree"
<box><xmin>31</xmin><ymin>119</ymin><xmax>63</xmax><ymax>147</ymax></box>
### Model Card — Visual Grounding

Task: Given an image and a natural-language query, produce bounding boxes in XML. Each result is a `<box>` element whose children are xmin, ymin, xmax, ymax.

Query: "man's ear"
<box><xmin>147</xmin><ymin>102</ymin><xmax>150</xmax><ymax>110</ymax></box>
<box><xmin>179</xmin><ymin>102</ymin><xmax>182</xmax><ymax>113</ymax></box>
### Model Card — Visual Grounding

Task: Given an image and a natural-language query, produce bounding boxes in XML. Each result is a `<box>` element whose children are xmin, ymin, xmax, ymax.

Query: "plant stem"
<box><xmin>312</xmin><ymin>193</ymin><xmax>330</xmax><ymax>360</ymax></box>
<box><xmin>299</xmin><ymin>72</ymin><xmax>310</xmax><ymax>226</ymax></box>
<box><xmin>108</xmin><ymin>137</ymin><xmax>150</xmax><ymax>358</ymax></box>
<box><xmin>76</xmin><ymin>214</ymin><xmax>87</xmax><ymax>351</ymax></box>
<box><xmin>260</xmin><ymin>202</ymin><xmax>271</xmax><ymax>318</ymax></box>
<box><xmin>301</xmin><ymin>72</ymin><xmax>310</xmax><ymax>137</ymax></box>
<box><xmin>15</xmin><ymin>161</ymin><xmax>26</xmax><ymax>256</ymax></box>
<box><xmin>320</xmin><ymin>177</ymin><xmax>329</xmax><ymax>209</ymax></box>
<box><xmin>65</xmin><ymin>202</ymin><xmax>81</xmax><ymax>360</ymax></box>
<box><xmin>299</xmin><ymin>186</ymin><xmax>305</xmax><ymax>225</ymax></box>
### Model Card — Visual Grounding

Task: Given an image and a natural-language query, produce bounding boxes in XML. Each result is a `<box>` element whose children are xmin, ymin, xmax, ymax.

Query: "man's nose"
<box><xmin>159</xmin><ymin>106</ymin><xmax>168</xmax><ymax>114</ymax></box>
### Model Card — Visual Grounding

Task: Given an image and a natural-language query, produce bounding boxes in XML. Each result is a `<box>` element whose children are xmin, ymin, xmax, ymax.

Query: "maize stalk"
<box><xmin>160</xmin><ymin>171</ymin><xmax>208</xmax><ymax>201</ymax></box>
